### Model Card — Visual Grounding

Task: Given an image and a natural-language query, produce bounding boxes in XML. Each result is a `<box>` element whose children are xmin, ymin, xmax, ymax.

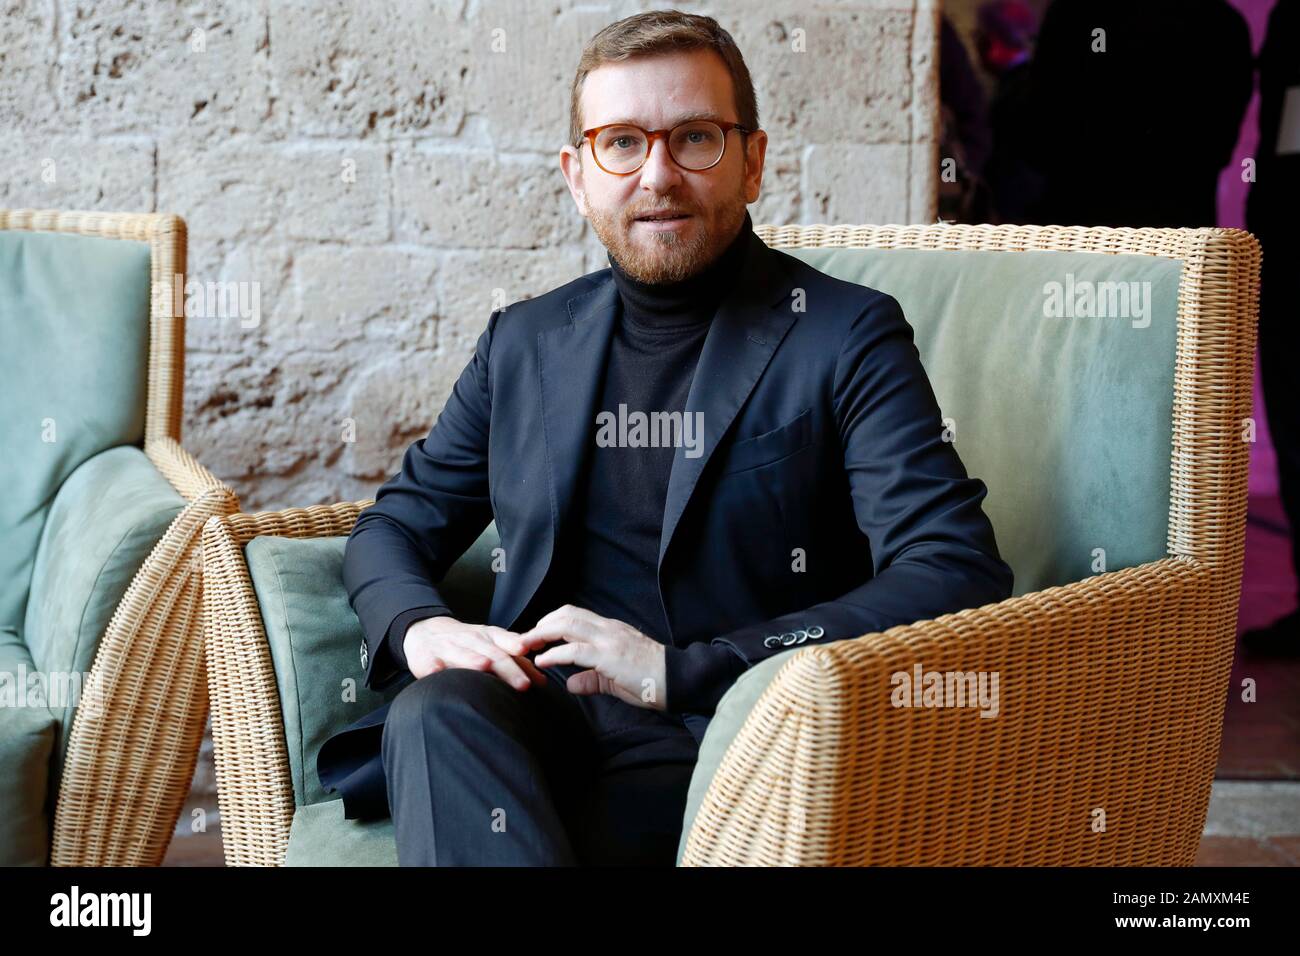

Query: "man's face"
<box><xmin>560</xmin><ymin>48</ymin><xmax>767</xmax><ymax>284</ymax></box>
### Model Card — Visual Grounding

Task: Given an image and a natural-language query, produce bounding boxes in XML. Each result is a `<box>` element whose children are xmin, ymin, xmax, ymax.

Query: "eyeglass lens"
<box><xmin>593</xmin><ymin>121</ymin><xmax>729</xmax><ymax>173</ymax></box>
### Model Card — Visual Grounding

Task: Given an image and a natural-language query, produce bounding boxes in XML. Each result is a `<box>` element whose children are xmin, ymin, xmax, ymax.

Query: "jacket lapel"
<box><xmin>657</xmin><ymin>230</ymin><xmax>800</xmax><ymax>571</ymax></box>
<box><xmin>532</xmin><ymin>279</ymin><xmax>621</xmax><ymax>603</ymax></box>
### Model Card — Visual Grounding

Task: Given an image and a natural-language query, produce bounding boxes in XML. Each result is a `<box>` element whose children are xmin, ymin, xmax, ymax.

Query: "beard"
<box><xmin>587</xmin><ymin>183</ymin><xmax>750</xmax><ymax>284</ymax></box>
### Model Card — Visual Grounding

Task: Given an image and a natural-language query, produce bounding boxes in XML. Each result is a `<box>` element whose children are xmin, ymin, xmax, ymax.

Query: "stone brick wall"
<box><xmin>7</xmin><ymin>0</ymin><xmax>936</xmax><ymax>861</ymax></box>
<box><xmin>5</xmin><ymin>0</ymin><xmax>938</xmax><ymax>512</ymax></box>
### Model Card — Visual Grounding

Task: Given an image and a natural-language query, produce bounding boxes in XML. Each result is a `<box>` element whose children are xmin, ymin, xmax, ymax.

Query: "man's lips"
<box><xmin>634</xmin><ymin>212</ymin><xmax>692</xmax><ymax>222</ymax></box>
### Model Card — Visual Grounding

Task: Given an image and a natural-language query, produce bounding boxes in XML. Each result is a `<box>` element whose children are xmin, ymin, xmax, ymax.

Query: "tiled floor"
<box><xmin>1197</xmin><ymin>781</ymin><xmax>1300</xmax><ymax>865</ymax></box>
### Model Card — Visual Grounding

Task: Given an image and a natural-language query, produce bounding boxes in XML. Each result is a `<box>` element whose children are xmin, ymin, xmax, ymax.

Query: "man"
<box><xmin>1024</xmin><ymin>0</ymin><xmax>1251</xmax><ymax>228</ymax></box>
<box><xmin>975</xmin><ymin>0</ymin><xmax>1045</xmax><ymax>224</ymax></box>
<box><xmin>1242</xmin><ymin>0</ymin><xmax>1300</xmax><ymax>656</ymax></box>
<box><xmin>317</xmin><ymin>10</ymin><xmax>1013</xmax><ymax>866</ymax></box>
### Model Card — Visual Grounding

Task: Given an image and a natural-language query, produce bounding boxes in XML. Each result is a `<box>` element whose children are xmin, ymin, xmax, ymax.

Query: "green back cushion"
<box><xmin>0</xmin><ymin>230</ymin><xmax>152</xmax><ymax>635</ymax></box>
<box><xmin>246</xmin><ymin>536</ymin><xmax>397</xmax><ymax>812</ymax></box>
<box><xmin>785</xmin><ymin>247</ymin><xmax>1183</xmax><ymax>595</ymax></box>
<box><xmin>23</xmin><ymin>445</ymin><xmax>184</xmax><ymax>780</ymax></box>
<box><xmin>245</xmin><ymin>523</ymin><xmax>499</xmax><ymax>810</ymax></box>
<box><xmin>677</xmin><ymin>246</ymin><xmax>1186</xmax><ymax>863</ymax></box>
<box><xmin>0</xmin><ymin>626</ymin><xmax>58</xmax><ymax>865</ymax></box>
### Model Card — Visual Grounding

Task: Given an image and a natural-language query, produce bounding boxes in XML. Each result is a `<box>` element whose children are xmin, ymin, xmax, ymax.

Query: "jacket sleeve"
<box><xmin>662</xmin><ymin>641</ymin><xmax>750</xmax><ymax>715</ymax></box>
<box><xmin>711</xmin><ymin>291</ymin><xmax>1014</xmax><ymax>673</ymax></box>
<box><xmin>344</xmin><ymin>311</ymin><xmax>500</xmax><ymax>692</ymax></box>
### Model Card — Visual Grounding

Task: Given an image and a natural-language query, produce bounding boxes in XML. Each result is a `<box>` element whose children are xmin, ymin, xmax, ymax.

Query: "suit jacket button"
<box><xmin>780</xmin><ymin>632</ymin><xmax>799</xmax><ymax>646</ymax></box>
<box><xmin>807</xmin><ymin>625</ymin><xmax>824</xmax><ymax>639</ymax></box>
<box><xmin>360</xmin><ymin>641</ymin><xmax>369</xmax><ymax>670</ymax></box>
<box><xmin>764</xmin><ymin>635</ymin><xmax>781</xmax><ymax>648</ymax></box>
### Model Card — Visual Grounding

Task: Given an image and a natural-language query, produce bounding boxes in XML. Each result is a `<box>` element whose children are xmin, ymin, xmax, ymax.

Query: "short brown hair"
<box><xmin>568</xmin><ymin>10</ymin><xmax>760</xmax><ymax>149</ymax></box>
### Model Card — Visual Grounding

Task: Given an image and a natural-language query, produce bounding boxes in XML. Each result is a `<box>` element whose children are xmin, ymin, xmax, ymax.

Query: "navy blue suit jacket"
<box><xmin>317</xmin><ymin>226</ymin><xmax>1014</xmax><ymax>819</ymax></box>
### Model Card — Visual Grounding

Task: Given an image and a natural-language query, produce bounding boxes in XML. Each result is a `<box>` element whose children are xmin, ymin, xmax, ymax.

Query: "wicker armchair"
<box><xmin>0</xmin><ymin>210</ymin><xmax>239</xmax><ymax>866</ymax></box>
<box><xmin>201</xmin><ymin>222</ymin><xmax>1259</xmax><ymax>866</ymax></box>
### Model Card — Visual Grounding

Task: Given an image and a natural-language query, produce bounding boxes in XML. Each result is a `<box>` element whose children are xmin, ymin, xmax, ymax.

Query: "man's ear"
<box><xmin>743</xmin><ymin>129</ymin><xmax>768</xmax><ymax>205</ymax></box>
<box><xmin>559</xmin><ymin>144</ymin><xmax>589</xmax><ymax>217</ymax></box>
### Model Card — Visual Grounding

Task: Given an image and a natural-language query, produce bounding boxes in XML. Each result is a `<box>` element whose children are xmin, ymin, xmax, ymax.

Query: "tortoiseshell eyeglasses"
<box><xmin>578</xmin><ymin>120</ymin><xmax>754</xmax><ymax>175</ymax></box>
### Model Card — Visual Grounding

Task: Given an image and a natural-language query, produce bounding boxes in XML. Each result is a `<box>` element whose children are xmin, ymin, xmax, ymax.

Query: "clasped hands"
<box><xmin>402</xmin><ymin>605</ymin><xmax>668</xmax><ymax>711</ymax></box>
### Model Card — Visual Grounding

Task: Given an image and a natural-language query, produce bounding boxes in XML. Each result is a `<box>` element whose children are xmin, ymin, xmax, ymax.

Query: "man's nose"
<box><xmin>638</xmin><ymin>136</ymin><xmax>683</xmax><ymax>192</ymax></box>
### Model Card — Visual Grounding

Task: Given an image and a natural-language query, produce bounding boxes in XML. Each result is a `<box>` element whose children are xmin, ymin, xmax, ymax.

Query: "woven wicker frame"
<box><xmin>203</xmin><ymin>222</ymin><xmax>1260</xmax><ymax>866</ymax></box>
<box><xmin>1</xmin><ymin>209</ymin><xmax>240</xmax><ymax>865</ymax></box>
<box><xmin>203</xmin><ymin>503</ymin><xmax>369</xmax><ymax>866</ymax></box>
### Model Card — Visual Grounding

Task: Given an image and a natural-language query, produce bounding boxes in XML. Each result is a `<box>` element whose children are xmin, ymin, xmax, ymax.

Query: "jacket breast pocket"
<box><xmin>715</xmin><ymin>406</ymin><xmax>814</xmax><ymax>476</ymax></box>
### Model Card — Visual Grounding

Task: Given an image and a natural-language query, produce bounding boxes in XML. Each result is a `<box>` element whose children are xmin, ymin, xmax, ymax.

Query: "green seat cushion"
<box><xmin>22</xmin><ymin>445</ymin><xmax>184</xmax><ymax>781</ymax></box>
<box><xmin>284</xmin><ymin>798</ymin><xmax>398</xmax><ymax>866</ymax></box>
<box><xmin>786</xmin><ymin>246</ymin><xmax>1183</xmax><ymax>596</ymax></box>
<box><xmin>0</xmin><ymin>625</ymin><xmax>59</xmax><ymax>866</ymax></box>
<box><xmin>245</xmin><ymin>522</ymin><xmax>499</xmax><ymax>810</ymax></box>
<box><xmin>0</xmin><ymin>230</ymin><xmax>152</xmax><ymax>636</ymax></box>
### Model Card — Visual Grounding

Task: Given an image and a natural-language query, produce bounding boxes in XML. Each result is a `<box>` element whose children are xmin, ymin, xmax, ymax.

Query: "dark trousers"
<box><xmin>381</xmin><ymin>662</ymin><xmax>699</xmax><ymax>866</ymax></box>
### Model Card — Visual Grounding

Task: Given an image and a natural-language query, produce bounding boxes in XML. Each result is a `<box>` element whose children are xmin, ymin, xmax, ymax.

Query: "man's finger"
<box><xmin>450</xmin><ymin>631</ymin><xmax>513</xmax><ymax>665</ymax></box>
<box><xmin>530</xmin><ymin>604</ymin><xmax>607</xmax><ymax>637</ymax></box>
<box><xmin>436</xmin><ymin>636</ymin><xmax>494</xmax><ymax>669</ymax></box>
<box><xmin>516</xmin><ymin>655</ymin><xmax>548</xmax><ymax>686</ymax></box>
<box><xmin>525</xmin><ymin>616</ymin><xmax>604</xmax><ymax>647</ymax></box>
<box><xmin>442</xmin><ymin>634</ymin><xmax>536</xmax><ymax>689</ymax></box>
<box><xmin>485</xmin><ymin>626</ymin><xmax>550</xmax><ymax>656</ymax></box>
<box><xmin>565</xmin><ymin>668</ymin><xmax>602</xmax><ymax>696</ymax></box>
<box><xmin>533</xmin><ymin>641</ymin><xmax>600</xmax><ymax>670</ymax></box>
<box><xmin>522</xmin><ymin>628</ymin><xmax>570</xmax><ymax>647</ymax></box>
<box><xmin>452</xmin><ymin>634</ymin><xmax>535</xmax><ymax>689</ymax></box>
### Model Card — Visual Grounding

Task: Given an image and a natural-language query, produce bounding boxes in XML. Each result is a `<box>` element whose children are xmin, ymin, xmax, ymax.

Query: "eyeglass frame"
<box><xmin>578</xmin><ymin>120</ymin><xmax>756</xmax><ymax>175</ymax></box>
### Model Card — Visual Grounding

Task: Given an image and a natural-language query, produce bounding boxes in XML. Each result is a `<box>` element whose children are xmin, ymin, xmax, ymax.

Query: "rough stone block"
<box><xmin>55</xmin><ymin>0</ymin><xmax>272</xmax><ymax>138</ymax></box>
<box><xmin>392</xmin><ymin>146</ymin><xmax>583</xmax><ymax>248</ymax></box>
<box><xmin>159</xmin><ymin>136</ymin><xmax>388</xmax><ymax>243</ymax></box>
<box><xmin>0</xmin><ymin>133</ymin><xmax>154</xmax><ymax>210</ymax></box>
<box><xmin>805</xmin><ymin>141</ymin><xmax>910</xmax><ymax>224</ymax></box>
<box><xmin>268</xmin><ymin>0</ymin><xmax>468</xmax><ymax>139</ymax></box>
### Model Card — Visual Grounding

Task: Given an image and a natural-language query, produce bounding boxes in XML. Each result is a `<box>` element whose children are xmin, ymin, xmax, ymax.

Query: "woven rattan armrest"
<box><xmin>202</xmin><ymin>502</ymin><xmax>370</xmax><ymax>866</ymax></box>
<box><xmin>50</xmin><ymin>438</ymin><xmax>239</xmax><ymax>865</ymax></box>
<box><xmin>679</xmin><ymin>555</ymin><xmax>1228</xmax><ymax>865</ymax></box>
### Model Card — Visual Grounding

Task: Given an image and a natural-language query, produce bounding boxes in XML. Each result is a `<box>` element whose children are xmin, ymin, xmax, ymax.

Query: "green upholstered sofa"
<box><xmin>0</xmin><ymin>210</ymin><xmax>238</xmax><ymax>866</ymax></box>
<box><xmin>201</xmin><ymin>222</ymin><xmax>1259</xmax><ymax>866</ymax></box>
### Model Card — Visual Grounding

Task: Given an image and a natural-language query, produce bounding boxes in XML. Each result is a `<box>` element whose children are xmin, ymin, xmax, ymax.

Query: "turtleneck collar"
<box><xmin>607</xmin><ymin>208</ymin><xmax>753</xmax><ymax>329</ymax></box>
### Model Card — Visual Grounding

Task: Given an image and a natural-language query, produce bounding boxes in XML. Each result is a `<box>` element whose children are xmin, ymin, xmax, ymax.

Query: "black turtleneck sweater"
<box><xmin>383</xmin><ymin>210</ymin><xmax>755</xmax><ymax>717</ymax></box>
